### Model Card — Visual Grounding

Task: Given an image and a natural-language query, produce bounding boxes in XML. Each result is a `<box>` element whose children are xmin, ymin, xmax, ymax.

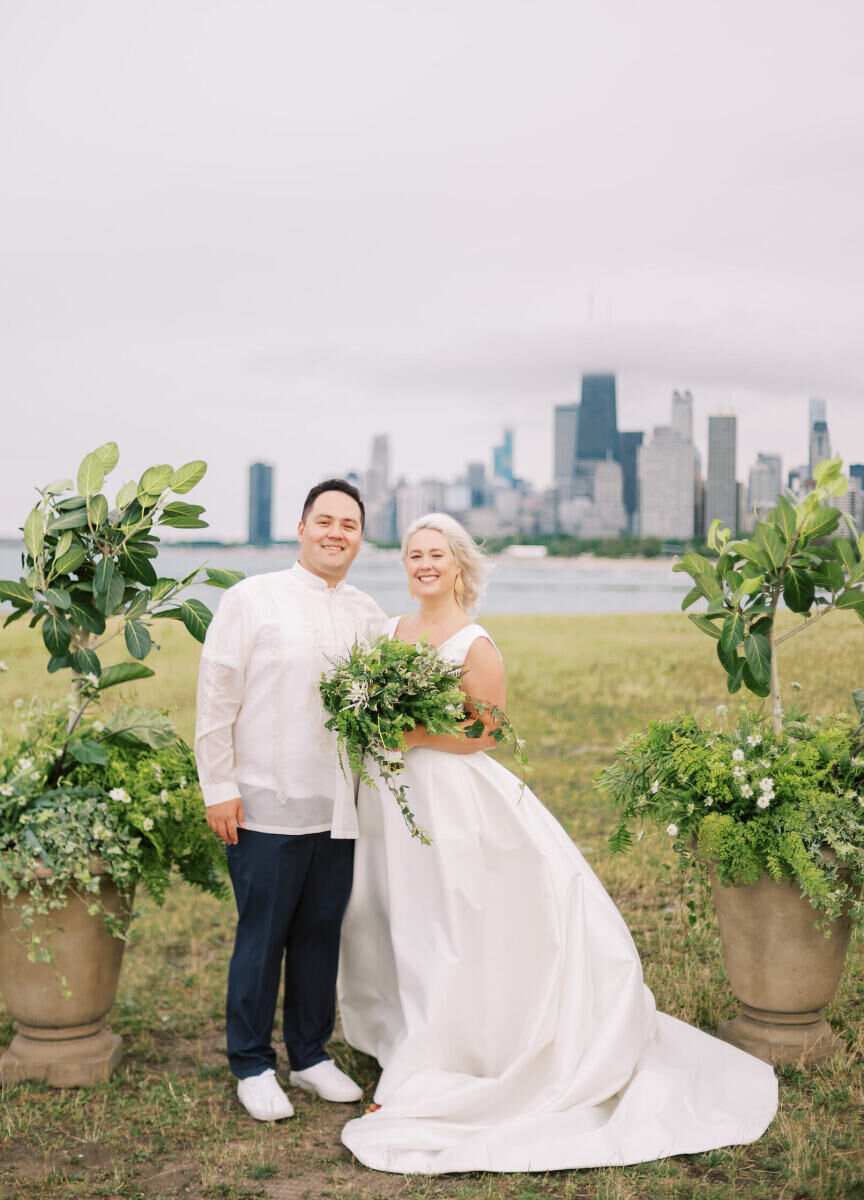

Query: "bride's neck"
<box><xmin>415</xmin><ymin>596</ymin><xmax>463</xmax><ymax>626</ymax></box>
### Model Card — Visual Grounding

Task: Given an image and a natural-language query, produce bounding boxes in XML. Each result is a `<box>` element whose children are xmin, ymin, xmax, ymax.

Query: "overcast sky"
<box><xmin>1</xmin><ymin>1</ymin><xmax>862</xmax><ymax>540</ymax></box>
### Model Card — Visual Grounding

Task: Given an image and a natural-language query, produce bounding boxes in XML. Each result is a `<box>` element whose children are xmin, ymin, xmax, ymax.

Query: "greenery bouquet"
<box><xmin>319</xmin><ymin>635</ymin><xmax>469</xmax><ymax>843</ymax></box>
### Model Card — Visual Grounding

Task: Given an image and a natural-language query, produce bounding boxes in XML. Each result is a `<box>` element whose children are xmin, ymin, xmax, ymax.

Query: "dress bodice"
<box><xmin>385</xmin><ymin>616</ymin><xmax>499</xmax><ymax>669</ymax></box>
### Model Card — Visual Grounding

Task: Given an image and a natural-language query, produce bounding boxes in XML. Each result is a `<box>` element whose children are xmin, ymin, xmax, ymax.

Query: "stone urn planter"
<box><xmin>710</xmin><ymin>867</ymin><xmax>852</xmax><ymax>1065</ymax></box>
<box><xmin>0</xmin><ymin>863</ymin><xmax>133</xmax><ymax>1088</ymax></box>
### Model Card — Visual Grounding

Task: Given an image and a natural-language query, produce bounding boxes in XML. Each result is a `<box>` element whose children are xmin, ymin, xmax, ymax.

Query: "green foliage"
<box><xmin>674</xmin><ymin>457</ymin><xmax>864</xmax><ymax>713</ymax></box>
<box><xmin>0</xmin><ymin>703</ymin><xmax>227</xmax><ymax>969</ymax></box>
<box><xmin>597</xmin><ymin>704</ymin><xmax>864</xmax><ymax>925</ymax></box>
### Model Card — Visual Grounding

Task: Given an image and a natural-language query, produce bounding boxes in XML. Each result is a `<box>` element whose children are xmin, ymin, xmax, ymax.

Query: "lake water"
<box><xmin>0</xmin><ymin>541</ymin><xmax>689</xmax><ymax>616</ymax></box>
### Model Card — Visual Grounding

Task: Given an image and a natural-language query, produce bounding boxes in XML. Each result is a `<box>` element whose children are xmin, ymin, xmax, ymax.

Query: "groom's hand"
<box><xmin>206</xmin><ymin>797</ymin><xmax>245</xmax><ymax>845</ymax></box>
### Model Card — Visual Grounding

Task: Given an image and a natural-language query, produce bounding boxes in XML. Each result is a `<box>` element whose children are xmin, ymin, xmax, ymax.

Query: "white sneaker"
<box><xmin>289</xmin><ymin>1059</ymin><xmax>363</xmax><ymax>1102</ymax></box>
<box><xmin>237</xmin><ymin>1069</ymin><xmax>294</xmax><ymax>1121</ymax></box>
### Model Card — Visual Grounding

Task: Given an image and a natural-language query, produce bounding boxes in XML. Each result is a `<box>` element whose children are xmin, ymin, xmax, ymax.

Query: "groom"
<box><xmin>195</xmin><ymin>479</ymin><xmax>387</xmax><ymax>1121</ymax></box>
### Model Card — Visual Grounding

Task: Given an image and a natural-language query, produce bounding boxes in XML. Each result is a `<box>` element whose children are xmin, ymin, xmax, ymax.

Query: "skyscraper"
<box><xmin>248</xmin><ymin>462</ymin><xmax>274</xmax><ymax>546</ymax></box>
<box><xmin>493</xmin><ymin>429</ymin><xmax>515</xmax><ymax>486</ymax></box>
<box><xmin>619</xmin><ymin>431</ymin><xmax>643</xmax><ymax>531</ymax></box>
<box><xmin>705</xmin><ymin>414</ymin><xmax>738</xmax><ymax>533</ymax></box>
<box><xmin>809</xmin><ymin>397</ymin><xmax>827</xmax><ymax>431</ymax></box>
<box><xmin>671</xmin><ymin>390</ymin><xmax>693</xmax><ymax>443</ymax></box>
<box><xmin>809</xmin><ymin>420</ymin><xmax>831</xmax><ymax>480</ymax></box>
<box><xmin>638</xmin><ymin>425</ymin><xmax>696</xmax><ymax>540</ymax></box>
<box><xmin>745</xmin><ymin>453</ymin><xmax>783</xmax><ymax>529</ymax></box>
<box><xmin>554</xmin><ymin>404</ymin><xmax>579</xmax><ymax>486</ymax></box>
<box><xmin>578</xmin><ymin>374</ymin><xmax>619</xmax><ymax>461</ymax></box>
<box><xmin>366</xmin><ymin>434</ymin><xmax>390</xmax><ymax>500</ymax></box>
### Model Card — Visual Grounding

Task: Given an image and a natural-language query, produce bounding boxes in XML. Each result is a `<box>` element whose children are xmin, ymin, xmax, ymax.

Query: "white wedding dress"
<box><xmin>338</xmin><ymin>622</ymin><xmax>777</xmax><ymax>1175</ymax></box>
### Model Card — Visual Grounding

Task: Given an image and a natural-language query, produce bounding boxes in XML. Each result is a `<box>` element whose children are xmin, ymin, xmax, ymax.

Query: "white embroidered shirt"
<box><xmin>194</xmin><ymin>562</ymin><xmax>387</xmax><ymax>837</ymax></box>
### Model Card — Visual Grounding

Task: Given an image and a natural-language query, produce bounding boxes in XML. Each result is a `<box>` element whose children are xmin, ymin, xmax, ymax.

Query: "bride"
<box><xmin>338</xmin><ymin>513</ymin><xmax>777</xmax><ymax>1175</ymax></box>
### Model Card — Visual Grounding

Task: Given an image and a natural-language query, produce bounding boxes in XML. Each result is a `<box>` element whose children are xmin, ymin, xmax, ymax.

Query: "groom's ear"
<box><xmin>297</xmin><ymin>519</ymin><xmax>305</xmax><ymax>541</ymax></box>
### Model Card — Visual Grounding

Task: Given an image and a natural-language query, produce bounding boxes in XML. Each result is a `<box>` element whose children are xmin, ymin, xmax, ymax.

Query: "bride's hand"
<box><xmin>402</xmin><ymin>725</ymin><xmax>425</xmax><ymax>749</ymax></box>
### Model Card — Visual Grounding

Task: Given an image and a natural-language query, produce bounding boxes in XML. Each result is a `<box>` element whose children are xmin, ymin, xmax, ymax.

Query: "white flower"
<box><xmin>17</xmin><ymin>758</ymin><xmax>33</xmax><ymax>770</ymax></box>
<box><xmin>733</xmin><ymin>765</ymin><xmax>746</xmax><ymax>779</ymax></box>
<box><xmin>704</xmin><ymin>796</ymin><xmax>714</xmax><ymax>807</ymax></box>
<box><xmin>716</xmin><ymin>704</ymin><xmax>728</xmax><ymax>715</ymax></box>
<box><xmin>179</xmin><ymin>776</ymin><xmax>187</xmax><ymax>788</ymax></box>
<box><xmin>756</xmin><ymin>795</ymin><xmax>771</xmax><ymax>809</ymax></box>
<box><xmin>160</xmin><ymin>789</ymin><xmax>170</xmax><ymax>804</ymax></box>
<box><xmin>740</xmin><ymin>783</ymin><xmax>753</xmax><ymax>797</ymax></box>
<box><xmin>650</xmin><ymin>780</ymin><xmax>660</xmax><ymax>794</ymax></box>
<box><xmin>0</xmin><ymin>661</ymin><xmax>7</xmax><ymax>671</ymax></box>
<box><xmin>732</xmin><ymin>748</ymin><xmax>745</xmax><ymax>762</ymax></box>
<box><xmin>637</xmin><ymin>830</ymin><xmax>645</xmax><ymax>842</ymax></box>
<box><xmin>666</xmin><ymin>823</ymin><xmax>678</xmax><ymax>837</ymax></box>
<box><xmin>844</xmin><ymin>790</ymin><xmax>855</xmax><ymax>799</ymax></box>
<box><xmin>109</xmin><ymin>787</ymin><xmax>130</xmax><ymax>803</ymax></box>
<box><xmin>759</xmin><ymin>777</ymin><xmax>774</xmax><ymax>792</ymax></box>
<box><xmin>0</xmin><ymin>784</ymin><xmax>14</xmax><ymax>796</ymax></box>
<box><xmin>790</xmin><ymin>681</ymin><xmax>802</xmax><ymax>690</ymax></box>
<box><xmin>93</xmin><ymin>721</ymin><xmax>104</xmax><ymax>732</ymax></box>
<box><xmin>85</xmin><ymin>673</ymin><xmax>99</xmax><ymax>687</ymax></box>
<box><xmin>142</xmin><ymin>817</ymin><xmax>154</xmax><ymax>832</ymax></box>
<box><xmin>747</xmin><ymin>734</ymin><xmax>762</xmax><ymax>746</ymax></box>
<box><xmin>686</xmin><ymin>803</ymin><xmax>695</xmax><ymax>814</ymax></box>
<box><xmin>92</xmin><ymin>824</ymin><xmax>107</xmax><ymax>840</ymax></box>
<box><xmin>761</xmin><ymin>788</ymin><xmax>775</xmax><ymax>802</ymax></box>
<box><xmin>706</xmin><ymin>738</ymin><xmax>714</xmax><ymax>746</ymax></box>
<box><xmin>759</xmin><ymin>758</ymin><xmax>770</xmax><ymax>768</ymax></box>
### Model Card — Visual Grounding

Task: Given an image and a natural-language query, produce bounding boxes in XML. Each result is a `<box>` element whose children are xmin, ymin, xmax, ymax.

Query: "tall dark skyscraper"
<box><xmin>554</xmin><ymin>404</ymin><xmax>579</xmax><ymax>485</ymax></box>
<box><xmin>493</xmin><ymin>429</ymin><xmax>514</xmax><ymax>485</ymax></box>
<box><xmin>578</xmin><ymin>374</ymin><xmax>619</xmax><ymax>461</ymax></box>
<box><xmin>619</xmin><ymin>430</ymin><xmax>643</xmax><ymax>529</ymax></box>
<box><xmin>248</xmin><ymin>462</ymin><xmax>274</xmax><ymax>546</ymax></box>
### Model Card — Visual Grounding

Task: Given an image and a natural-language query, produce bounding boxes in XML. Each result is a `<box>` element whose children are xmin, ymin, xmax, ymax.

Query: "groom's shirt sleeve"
<box><xmin>194</xmin><ymin>582</ymin><xmax>255</xmax><ymax>807</ymax></box>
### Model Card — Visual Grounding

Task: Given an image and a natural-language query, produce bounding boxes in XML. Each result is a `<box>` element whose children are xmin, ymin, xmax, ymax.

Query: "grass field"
<box><xmin>0</xmin><ymin>613</ymin><xmax>862</xmax><ymax>1200</ymax></box>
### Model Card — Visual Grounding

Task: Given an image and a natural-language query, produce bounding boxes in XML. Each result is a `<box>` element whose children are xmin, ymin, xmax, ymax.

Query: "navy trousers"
<box><xmin>225</xmin><ymin>829</ymin><xmax>355</xmax><ymax>1079</ymax></box>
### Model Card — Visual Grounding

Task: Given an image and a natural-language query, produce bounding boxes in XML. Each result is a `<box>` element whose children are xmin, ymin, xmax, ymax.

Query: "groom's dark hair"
<box><xmin>301</xmin><ymin>478</ymin><xmax>366</xmax><ymax>528</ymax></box>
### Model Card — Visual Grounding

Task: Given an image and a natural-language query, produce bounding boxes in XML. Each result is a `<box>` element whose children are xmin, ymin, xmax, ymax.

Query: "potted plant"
<box><xmin>597</xmin><ymin>455</ymin><xmax>864</xmax><ymax>1064</ymax></box>
<box><xmin>0</xmin><ymin>443</ymin><xmax>240</xmax><ymax>1087</ymax></box>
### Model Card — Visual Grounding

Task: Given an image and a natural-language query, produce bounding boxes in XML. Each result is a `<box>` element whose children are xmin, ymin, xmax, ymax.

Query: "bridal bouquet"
<box><xmin>319</xmin><ymin>635</ymin><xmax>469</xmax><ymax>843</ymax></box>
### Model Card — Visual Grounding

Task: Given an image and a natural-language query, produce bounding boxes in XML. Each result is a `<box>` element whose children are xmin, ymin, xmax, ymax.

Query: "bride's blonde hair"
<box><xmin>401</xmin><ymin>513</ymin><xmax>490</xmax><ymax>613</ymax></box>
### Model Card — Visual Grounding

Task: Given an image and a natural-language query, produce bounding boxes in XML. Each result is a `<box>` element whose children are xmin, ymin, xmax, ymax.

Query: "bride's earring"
<box><xmin>455</xmin><ymin>574</ymin><xmax>464</xmax><ymax>602</ymax></box>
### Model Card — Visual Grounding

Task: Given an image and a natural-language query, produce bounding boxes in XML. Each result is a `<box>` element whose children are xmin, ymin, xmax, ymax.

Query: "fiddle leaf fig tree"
<box><xmin>674</xmin><ymin>456</ymin><xmax>864</xmax><ymax>734</ymax></box>
<box><xmin>0</xmin><ymin>442</ymin><xmax>243</xmax><ymax>783</ymax></box>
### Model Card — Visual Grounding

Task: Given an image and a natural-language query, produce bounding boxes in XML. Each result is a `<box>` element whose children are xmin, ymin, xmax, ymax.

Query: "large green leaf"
<box><xmin>54</xmin><ymin>531</ymin><xmax>73</xmax><ymax>558</ymax></box>
<box><xmin>158</xmin><ymin>502</ymin><xmax>208</xmax><ymax>529</ymax></box>
<box><xmin>716</xmin><ymin>639</ymin><xmax>739</xmax><ymax>674</ymax></box>
<box><xmin>726</xmin><ymin>658</ymin><xmax>745</xmax><ymax>693</ymax></box>
<box><xmin>687</xmin><ymin>613</ymin><xmax>722</xmax><ymax>639</ymax></box>
<box><xmin>138</xmin><ymin>464</ymin><xmax>174</xmax><ymax>498</ymax></box>
<box><xmin>94</xmin><ymin>571</ymin><xmax>125</xmax><ymax>616</ymax></box>
<box><xmin>69</xmin><ymin>739</ymin><xmax>109</xmax><ymax>766</ymax></box>
<box><xmin>150</xmin><ymin>577</ymin><xmax>178</xmax><ymax>603</ymax></box>
<box><xmin>104</xmin><ymin>703</ymin><xmax>177</xmax><ymax>749</ymax></box>
<box><xmin>98</xmin><ymin>661</ymin><xmax>156</xmax><ymax>689</ymax></box>
<box><xmin>179</xmin><ymin>598</ymin><xmax>212</xmax><ymax>642</ymax></box>
<box><xmin>720</xmin><ymin>611</ymin><xmax>746</xmax><ymax>656</ymax></box>
<box><xmin>43</xmin><ymin>478</ymin><xmax>73</xmax><ymax>495</ymax></box>
<box><xmin>124</xmin><ymin>619</ymin><xmax>153</xmax><ymax>660</ymax></box>
<box><xmin>680</xmin><ymin>584</ymin><xmax>702</xmax><ymax>611</ymax></box>
<box><xmin>782</xmin><ymin>566</ymin><xmax>815</xmax><ymax>613</ymax></box>
<box><xmin>77</xmin><ymin>452</ymin><xmax>105</xmax><ymax>498</ymax></box>
<box><xmin>836</xmin><ymin>587</ymin><xmax>864</xmax><ymax>611</ymax></box>
<box><xmin>93</xmin><ymin>557</ymin><xmax>115</xmax><ymax>598</ymax></box>
<box><xmin>42</xmin><ymin>612</ymin><xmax>72</xmax><ymax>657</ymax></box>
<box><xmin>93</xmin><ymin>441</ymin><xmax>120</xmax><ymax>474</ymax></box>
<box><xmin>46</xmin><ymin>509</ymin><xmax>89</xmax><ymax>533</ymax></box>
<box><xmin>170</xmin><ymin>460</ymin><xmax>207</xmax><ymax>494</ymax></box>
<box><xmin>115</xmin><ymin>480</ymin><xmax>138</xmax><ymax>510</ymax></box>
<box><xmin>53</xmin><ymin>544</ymin><xmax>88</xmax><ymax>576</ymax></box>
<box><xmin>67</xmin><ymin>598</ymin><xmax>106</xmax><ymax>635</ymax></box>
<box><xmin>725</xmin><ymin>540</ymin><xmax>766</xmax><ymax>568</ymax></box>
<box><xmin>117</xmin><ymin>543</ymin><xmax>158</xmax><ymax>585</ymax></box>
<box><xmin>0</xmin><ymin>580</ymin><xmax>34</xmax><ymax>607</ymax></box>
<box><xmin>743</xmin><ymin>631</ymin><xmax>771</xmax><ymax>687</ymax></box>
<box><xmin>773</xmin><ymin>495</ymin><xmax>798</xmax><ymax>543</ymax></box>
<box><xmin>742</xmin><ymin>660</ymin><xmax>771</xmax><ymax>698</ymax></box>
<box><xmin>801</xmin><ymin>506</ymin><xmax>841</xmax><ymax>541</ymax></box>
<box><xmin>72</xmin><ymin>647</ymin><xmax>102</xmax><ymax>677</ymax></box>
<box><xmin>205</xmin><ymin>567</ymin><xmax>244</xmax><ymax>589</ymax></box>
<box><xmin>42</xmin><ymin>586</ymin><xmax>71</xmax><ymax>610</ymax></box>
<box><xmin>124</xmin><ymin>589</ymin><xmax>150</xmax><ymax>619</ymax></box>
<box><xmin>3</xmin><ymin>607</ymin><xmax>29</xmax><ymax>628</ymax></box>
<box><xmin>811</xmin><ymin>560</ymin><xmax>845</xmax><ymax>592</ymax></box>
<box><xmin>87</xmin><ymin>494</ymin><xmax>109</xmax><ymax>528</ymax></box>
<box><xmin>834</xmin><ymin>538</ymin><xmax>858</xmax><ymax>572</ymax></box>
<box><xmin>852</xmin><ymin>688</ymin><xmax>864</xmax><ymax>721</ymax></box>
<box><xmin>23</xmin><ymin>506</ymin><xmax>44</xmax><ymax>559</ymax></box>
<box><xmin>46</xmin><ymin>653</ymin><xmax>72</xmax><ymax>673</ymax></box>
<box><xmin>752</xmin><ymin>523</ymin><xmax>786</xmax><ymax>571</ymax></box>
